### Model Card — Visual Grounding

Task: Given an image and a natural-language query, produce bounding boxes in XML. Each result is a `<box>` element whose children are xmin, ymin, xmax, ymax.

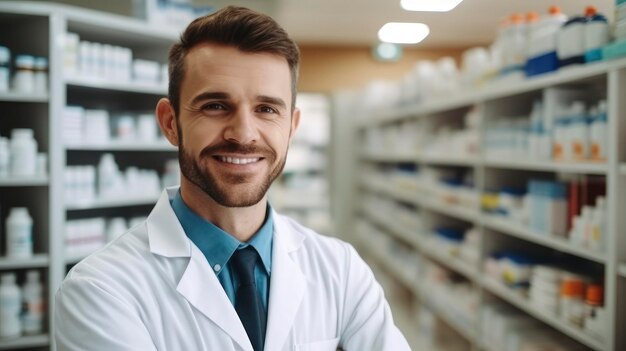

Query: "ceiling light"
<box><xmin>378</xmin><ymin>22</ymin><xmax>430</xmax><ymax>44</ymax></box>
<box><xmin>372</xmin><ymin>43</ymin><xmax>403</xmax><ymax>62</ymax></box>
<box><xmin>401</xmin><ymin>0</ymin><xmax>464</xmax><ymax>12</ymax></box>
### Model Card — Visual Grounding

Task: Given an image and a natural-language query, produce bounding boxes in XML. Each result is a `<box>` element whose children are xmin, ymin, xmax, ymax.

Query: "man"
<box><xmin>55</xmin><ymin>6</ymin><xmax>410</xmax><ymax>351</ymax></box>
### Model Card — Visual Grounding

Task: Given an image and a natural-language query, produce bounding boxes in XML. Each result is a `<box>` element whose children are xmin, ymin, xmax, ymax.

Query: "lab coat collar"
<box><xmin>147</xmin><ymin>187</ymin><xmax>191</xmax><ymax>257</ymax></box>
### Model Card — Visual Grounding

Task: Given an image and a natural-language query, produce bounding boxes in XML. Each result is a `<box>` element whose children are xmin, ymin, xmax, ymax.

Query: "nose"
<box><xmin>223</xmin><ymin>110</ymin><xmax>259</xmax><ymax>145</ymax></box>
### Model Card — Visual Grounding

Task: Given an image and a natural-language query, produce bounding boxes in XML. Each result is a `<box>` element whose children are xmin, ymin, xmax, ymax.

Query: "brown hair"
<box><xmin>168</xmin><ymin>6</ymin><xmax>300</xmax><ymax>114</ymax></box>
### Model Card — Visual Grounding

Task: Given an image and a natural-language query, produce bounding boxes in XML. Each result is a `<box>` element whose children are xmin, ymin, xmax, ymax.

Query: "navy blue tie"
<box><xmin>231</xmin><ymin>247</ymin><xmax>266</xmax><ymax>351</ymax></box>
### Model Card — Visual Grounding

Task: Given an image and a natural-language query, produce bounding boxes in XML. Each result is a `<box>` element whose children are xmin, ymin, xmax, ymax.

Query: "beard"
<box><xmin>178</xmin><ymin>139</ymin><xmax>287</xmax><ymax>208</ymax></box>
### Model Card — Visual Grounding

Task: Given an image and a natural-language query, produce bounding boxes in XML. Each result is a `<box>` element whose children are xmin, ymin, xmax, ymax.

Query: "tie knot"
<box><xmin>231</xmin><ymin>247</ymin><xmax>258</xmax><ymax>285</ymax></box>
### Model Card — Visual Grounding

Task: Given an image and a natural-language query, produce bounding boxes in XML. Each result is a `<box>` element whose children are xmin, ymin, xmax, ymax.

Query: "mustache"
<box><xmin>199</xmin><ymin>142</ymin><xmax>274</xmax><ymax>158</ymax></box>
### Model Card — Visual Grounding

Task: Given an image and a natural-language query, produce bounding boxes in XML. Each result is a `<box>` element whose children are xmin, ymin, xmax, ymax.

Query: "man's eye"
<box><xmin>258</xmin><ymin>106</ymin><xmax>277</xmax><ymax>114</ymax></box>
<box><xmin>202</xmin><ymin>103</ymin><xmax>226</xmax><ymax>111</ymax></box>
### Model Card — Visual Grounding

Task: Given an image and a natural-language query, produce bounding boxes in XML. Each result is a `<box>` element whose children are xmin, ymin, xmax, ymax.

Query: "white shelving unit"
<box><xmin>65</xmin><ymin>194</ymin><xmax>161</xmax><ymax>211</ymax></box>
<box><xmin>0</xmin><ymin>334</ymin><xmax>50</xmax><ymax>350</ymax></box>
<box><xmin>0</xmin><ymin>92</ymin><xmax>48</xmax><ymax>103</ymax></box>
<box><xmin>337</xmin><ymin>58</ymin><xmax>626</xmax><ymax>350</ymax></box>
<box><xmin>65</xmin><ymin>140</ymin><xmax>175</xmax><ymax>152</ymax></box>
<box><xmin>0</xmin><ymin>177</ymin><xmax>49</xmax><ymax>187</ymax></box>
<box><xmin>0</xmin><ymin>2</ymin><xmax>180</xmax><ymax>349</ymax></box>
<box><xmin>0</xmin><ymin>254</ymin><xmax>49</xmax><ymax>270</ymax></box>
<box><xmin>65</xmin><ymin>76</ymin><xmax>167</xmax><ymax>95</ymax></box>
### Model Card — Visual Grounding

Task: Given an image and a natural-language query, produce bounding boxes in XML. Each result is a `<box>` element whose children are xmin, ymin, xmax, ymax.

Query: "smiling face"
<box><xmin>164</xmin><ymin>43</ymin><xmax>300</xmax><ymax>207</ymax></box>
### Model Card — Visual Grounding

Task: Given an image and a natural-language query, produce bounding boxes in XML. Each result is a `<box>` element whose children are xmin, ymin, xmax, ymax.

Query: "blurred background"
<box><xmin>0</xmin><ymin>0</ymin><xmax>624</xmax><ymax>350</ymax></box>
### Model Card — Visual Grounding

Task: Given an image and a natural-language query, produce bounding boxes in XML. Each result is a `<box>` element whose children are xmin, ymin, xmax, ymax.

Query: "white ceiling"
<box><xmin>261</xmin><ymin>0</ymin><xmax>615</xmax><ymax>48</ymax></box>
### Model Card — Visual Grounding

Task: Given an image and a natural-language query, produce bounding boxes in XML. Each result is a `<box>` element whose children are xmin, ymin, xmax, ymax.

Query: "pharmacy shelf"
<box><xmin>65</xmin><ymin>141</ymin><xmax>176</xmax><ymax>152</ymax></box>
<box><xmin>0</xmin><ymin>254</ymin><xmax>49</xmax><ymax>269</ymax></box>
<box><xmin>420</xmin><ymin>290</ymin><xmax>478</xmax><ymax>344</ymax></box>
<box><xmin>0</xmin><ymin>91</ymin><xmax>48</xmax><ymax>103</ymax></box>
<box><xmin>421</xmin><ymin>241</ymin><xmax>479</xmax><ymax>281</ymax></box>
<box><xmin>271</xmin><ymin>189</ymin><xmax>329</xmax><ymax>210</ymax></box>
<box><xmin>361</xmin><ymin>151</ymin><xmax>478</xmax><ymax>167</ymax></box>
<box><xmin>619</xmin><ymin>263</ymin><xmax>626</xmax><ymax>278</ymax></box>
<box><xmin>482</xmin><ymin>277</ymin><xmax>606</xmax><ymax>351</ymax></box>
<box><xmin>0</xmin><ymin>176</ymin><xmax>48</xmax><ymax>187</ymax></box>
<box><xmin>358</xmin><ymin>235</ymin><xmax>419</xmax><ymax>295</ymax></box>
<box><xmin>358</xmin><ymin>57</ymin><xmax>624</xmax><ymax>128</ymax></box>
<box><xmin>420</xmin><ymin>155</ymin><xmax>478</xmax><ymax>167</ymax></box>
<box><xmin>360</xmin><ymin>151</ymin><xmax>418</xmax><ymax>163</ymax></box>
<box><xmin>0</xmin><ymin>334</ymin><xmax>49</xmax><ymax>350</ymax></box>
<box><xmin>483</xmin><ymin>158</ymin><xmax>608</xmax><ymax>175</ymax></box>
<box><xmin>420</xmin><ymin>197</ymin><xmax>479</xmax><ymax>223</ymax></box>
<box><xmin>360</xmin><ymin>176</ymin><xmax>420</xmax><ymax>206</ymax></box>
<box><xmin>65</xmin><ymin>76</ymin><xmax>167</xmax><ymax>95</ymax></box>
<box><xmin>362</xmin><ymin>207</ymin><xmax>422</xmax><ymax>251</ymax></box>
<box><xmin>481</xmin><ymin>215</ymin><xmax>606</xmax><ymax>263</ymax></box>
<box><xmin>65</xmin><ymin>194</ymin><xmax>160</xmax><ymax>211</ymax></box>
<box><xmin>361</xmin><ymin>177</ymin><xmax>480</xmax><ymax>223</ymax></box>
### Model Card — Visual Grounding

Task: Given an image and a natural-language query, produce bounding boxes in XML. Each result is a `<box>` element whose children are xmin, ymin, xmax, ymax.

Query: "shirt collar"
<box><xmin>170</xmin><ymin>190</ymin><xmax>273</xmax><ymax>275</ymax></box>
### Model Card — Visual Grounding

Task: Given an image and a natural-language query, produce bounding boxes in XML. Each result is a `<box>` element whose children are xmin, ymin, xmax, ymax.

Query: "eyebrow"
<box><xmin>189</xmin><ymin>91</ymin><xmax>230</xmax><ymax>107</ymax></box>
<box><xmin>257</xmin><ymin>95</ymin><xmax>287</xmax><ymax>110</ymax></box>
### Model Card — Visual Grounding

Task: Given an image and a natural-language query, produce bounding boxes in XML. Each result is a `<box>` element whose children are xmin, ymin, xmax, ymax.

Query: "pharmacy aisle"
<box><xmin>335</xmin><ymin>38</ymin><xmax>626</xmax><ymax>351</ymax></box>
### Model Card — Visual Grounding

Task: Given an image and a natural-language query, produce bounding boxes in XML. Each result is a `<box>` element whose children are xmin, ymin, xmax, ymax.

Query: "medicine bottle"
<box><xmin>0</xmin><ymin>46</ymin><xmax>10</xmax><ymax>92</ymax></box>
<box><xmin>6</xmin><ymin>207</ymin><xmax>33</xmax><ymax>258</ymax></box>
<box><xmin>0</xmin><ymin>137</ymin><xmax>9</xmax><ymax>177</ymax></box>
<box><xmin>0</xmin><ymin>272</ymin><xmax>22</xmax><ymax>338</ymax></box>
<box><xmin>33</xmin><ymin>57</ymin><xmax>48</xmax><ymax>94</ymax></box>
<box><xmin>21</xmin><ymin>270</ymin><xmax>43</xmax><ymax>334</ymax></box>
<box><xmin>12</xmin><ymin>55</ymin><xmax>35</xmax><ymax>94</ymax></box>
<box><xmin>10</xmin><ymin>128</ymin><xmax>38</xmax><ymax>177</ymax></box>
<box><xmin>560</xmin><ymin>273</ymin><xmax>585</xmax><ymax>326</ymax></box>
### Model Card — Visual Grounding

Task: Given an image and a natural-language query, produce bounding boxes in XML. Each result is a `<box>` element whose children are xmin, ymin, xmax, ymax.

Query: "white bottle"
<box><xmin>12</xmin><ymin>55</ymin><xmax>35</xmax><ymax>94</ymax></box>
<box><xmin>98</xmin><ymin>153</ymin><xmax>121</xmax><ymax>198</ymax></box>
<box><xmin>6</xmin><ymin>207</ymin><xmax>33</xmax><ymax>258</ymax></box>
<box><xmin>0</xmin><ymin>137</ymin><xmax>9</xmax><ymax>177</ymax></box>
<box><xmin>583</xmin><ymin>6</ymin><xmax>609</xmax><ymax>57</ymax></box>
<box><xmin>589</xmin><ymin>197</ymin><xmax>607</xmax><ymax>252</ymax></box>
<box><xmin>21</xmin><ymin>270</ymin><xmax>43</xmax><ymax>335</ymax></box>
<box><xmin>33</xmin><ymin>57</ymin><xmax>48</xmax><ymax>94</ymax></box>
<box><xmin>0</xmin><ymin>273</ymin><xmax>22</xmax><ymax>338</ymax></box>
<box><xmin>569</xmin><ymin>102</ymin><xmax>589</xmax><ymax>161</ymax></box>
<box><xmin>10</xmin><ymin>129</ymin><xmax>38</xmax><ymax>177</ymax></box>
<box><xmin>589</xmin><ymin>100</ymin><xmax>607</xmax><ymax>161</ymax></box>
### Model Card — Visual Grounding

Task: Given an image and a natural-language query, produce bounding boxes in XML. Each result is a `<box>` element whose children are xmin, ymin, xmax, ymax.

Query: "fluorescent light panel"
<box><xmin>401</xmin><ymin>0</ymin><xmax>463</xmax><ymax>12</ymax></box>
<box><xmin>378</xmin><ymin>22</ymin><xmax>429</xmax><ymax>44</ymax></box>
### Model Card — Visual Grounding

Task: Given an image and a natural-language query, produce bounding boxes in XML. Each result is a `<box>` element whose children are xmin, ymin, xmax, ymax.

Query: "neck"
<box><xmin>179</xmin><ymin>180</ymin><xmax>267</xmax><ymax>242</ymax></box>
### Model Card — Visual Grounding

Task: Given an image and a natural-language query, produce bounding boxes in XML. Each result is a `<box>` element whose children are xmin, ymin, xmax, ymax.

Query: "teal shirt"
<box><xmin>171</xmin><ymin>191</ymin><xmax>273</xmax><ymax>310</ymax></box>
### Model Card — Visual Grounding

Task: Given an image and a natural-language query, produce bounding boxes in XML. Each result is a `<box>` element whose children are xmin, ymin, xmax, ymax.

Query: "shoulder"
<box><xmin>60</xmin><ymin>222</ymin><xmax>165</xmax><ymax>296</ymax></box>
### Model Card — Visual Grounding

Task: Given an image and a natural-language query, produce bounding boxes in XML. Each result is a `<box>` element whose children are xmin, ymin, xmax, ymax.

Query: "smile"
<box><xmin>216</xmin><ymin>156</ymin><xmax>261</xmax><ymax>165</ymax></box>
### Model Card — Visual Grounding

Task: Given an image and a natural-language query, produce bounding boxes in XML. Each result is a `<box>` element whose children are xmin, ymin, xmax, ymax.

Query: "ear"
<box><xmin>289</xmin><ymin>107</ymin><xmax>301</xmax><ymax>143</ymax></box>
<box><xmin>156</xmin><ymin>98</ymin><xmax>179</xmax><ymax>146</ymax></box>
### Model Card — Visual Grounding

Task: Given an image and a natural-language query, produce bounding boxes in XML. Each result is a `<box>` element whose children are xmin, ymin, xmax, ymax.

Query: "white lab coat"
<box><xmin>54</xmin><ymin>187</ymin><xmax>410</xmax><ymax>351</ymax></box>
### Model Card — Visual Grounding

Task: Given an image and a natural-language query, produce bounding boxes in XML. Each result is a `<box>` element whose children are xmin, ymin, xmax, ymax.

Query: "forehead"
<box><xmin>182</xmin><ymin>43</ymin><xmax>292</xmax><ymax>97</ymax></box>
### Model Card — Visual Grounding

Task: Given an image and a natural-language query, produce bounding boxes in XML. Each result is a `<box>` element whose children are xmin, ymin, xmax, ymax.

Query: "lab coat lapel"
<box><xmin>177</xmin><ymin>246</ymin><xmax>253</xmax><ymax>351</ymax></box>
<box><xmin>147</xmin><ymin>188</ymin><xmax>253</xmax><ymax>351</ymax></box>
<box><xmin>264</xmin><ymin>214</ymin><xmax>306</xmax><ymax>351</ymax></box>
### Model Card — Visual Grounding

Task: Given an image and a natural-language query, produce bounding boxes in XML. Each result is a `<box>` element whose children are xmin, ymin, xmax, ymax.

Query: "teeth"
<box><xmin>218</xmin><ymin>156</ymin><xmax>259</xmax><ymax>165</ymax></box>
